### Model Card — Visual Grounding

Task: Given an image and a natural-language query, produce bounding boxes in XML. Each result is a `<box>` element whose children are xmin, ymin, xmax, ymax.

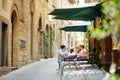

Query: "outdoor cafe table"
<box><xmin>59</xmin><ymin>61</ymin><xmax>88</xmax><ymax>75</ymax></box>
<box><xmin>61</xmin><ymin>64</ymin><xmax>106</xmax><ymax>80</ymax></box>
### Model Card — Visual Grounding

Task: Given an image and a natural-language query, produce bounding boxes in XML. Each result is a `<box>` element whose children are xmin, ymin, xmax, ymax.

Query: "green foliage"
<box><xmin>89</xmin><ymin>51</ymin><xmax>101</xmax><ymax>64</ymax></box>
<box><xmin>88</xmin><ymin>0</ymin><xmax>120</xmax><ymax>79</ymax></box>
<box><xmin>88</xmin><ymin>0</ymin><xmax>120</xmax><ymax>73</ymax></box>
<box><xmin>88</xmin><ymin>0</ymin><xmax>120</xmax><ymax>47</ymax></box>
<box><xmin>108</xmin><ymin>73</ymin><xmax>120</xmax><ymax>80</ymax></box>
<box><xmin>104</xmin><ymin>63</ymin><xmax>120</xmax><ymax>80</ymax></box>
<box><xmin>88</xmin><ymin>25</ymin><xmax>107</xmax><ymax>40</ymax></box>
<box><xmin>50</xmin><ymin>24</ymin><xmax>55</xmax><ymax>56</ymax></box>
<box><xmin>101</xmin><ymin>63</ymin><xmax>110</xmax><ymax>72</ymax></box>
<box><xmin>84</xmin><ymin>33</ymin><xmax>89</xmax><ymax>51</ymax></box>
<box><xmin>88</xmin><ymin>41</ymin><xmax>102</xmax><ymax>65</ymax></box>
<box><xmin>43</xmin><ymin>32</ymin><xmax>49</xmax><ymax>57</ymax></box>
<box><xmin>43</xmin><ymin>24</ymin><xmax>55</xmax><ymax>57</ymax></box>
<box><xmin>85</xmin><ymin>32</ymin><xmax>102</xmax><ymax>65</ymax></box>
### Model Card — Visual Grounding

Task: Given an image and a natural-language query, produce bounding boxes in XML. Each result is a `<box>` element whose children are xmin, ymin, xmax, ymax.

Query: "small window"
<box><xmin>53</xmin><ymin>24</ymin><xmax>55</xmax><ymax>40</ymax></box>
<box><xmin>52</xmin><ymin>0</ymin><xmax>57</xmax><ymax>8</ymax></box>
<box><xmin>46</xmin><ymin>24</ymin><xmax>49</xmax><ymax>35</ymax></box>
<box><xmin>20</xmin><ymin>0</ymin><xmax>24</xmax><ymax>21</ymax></box>
<box><xmin>38</xmin><ymin>17</ymin><xmax>42</xmax><ymax>31</ymax></box>
<box><xmin>30</xmin><ymin>0</ymin><xmax>34</xmax><ymax>14</ymax></box>
<box><xmin>53</xmin><ymin>24</ymin><xmax>55</xmax><ymax>36</ymax></box>
<box><xmin>46</xmin><ymin>0</ymin><xmax>49</xmax><ymax>2</ymax></box>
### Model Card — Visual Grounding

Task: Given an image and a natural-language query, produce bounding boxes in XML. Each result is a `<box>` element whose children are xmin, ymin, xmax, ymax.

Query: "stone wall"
<box><xmin>0</xmin><ymin>0</ymin><xmax>76</xmax><ymax>68</ymax></box>
<box><xmin>0</xmin><ymin>0</ymin><xmax>57</xmax><ymax>67</ymax></box>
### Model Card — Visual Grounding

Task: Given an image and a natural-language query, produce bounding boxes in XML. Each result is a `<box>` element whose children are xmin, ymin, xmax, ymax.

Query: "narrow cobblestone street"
<box><xmin>0</xmin><ymin>58</ymin><xmax>60</xmax><ymax>80</ymax></box>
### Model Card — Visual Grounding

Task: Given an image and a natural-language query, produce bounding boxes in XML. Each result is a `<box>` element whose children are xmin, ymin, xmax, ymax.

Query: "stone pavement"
<box><xmin>0</xmin><ymin>58</ymin><xmax>60</xmax><ymax>80</ymax></box>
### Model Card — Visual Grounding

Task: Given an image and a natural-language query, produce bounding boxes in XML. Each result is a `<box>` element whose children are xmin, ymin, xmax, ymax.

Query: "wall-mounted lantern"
<box><xmin>19</xmin><ymin>39</ymin><xmax>26</xmax><ymax>48</ymax></box>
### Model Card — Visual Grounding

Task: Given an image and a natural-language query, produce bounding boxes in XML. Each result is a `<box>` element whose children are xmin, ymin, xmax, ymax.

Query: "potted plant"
<box><xmin>50</xmin><ymin>24</ymin><xmax>54</xmax><ymax>58</ymax></box>
<box><xmin>44</xmin><ymin>54</ymin><xmax>49</xmax><ymax>59</ymax></box>
<box><xmin>43</xmin><ymin>32</ymin><xmax>49</xmax><ymax>59</ymax></box>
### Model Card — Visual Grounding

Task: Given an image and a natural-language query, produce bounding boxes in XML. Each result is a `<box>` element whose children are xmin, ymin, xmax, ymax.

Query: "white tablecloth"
<box><xmin>59</xmin><ymin>61</ymin><xmax>88</xmax><ymax>75</ymax></box>
<box><xmin>62</xmin><ymin>69</ymin><xmax>106</xmax><ymax>80</ymax></box>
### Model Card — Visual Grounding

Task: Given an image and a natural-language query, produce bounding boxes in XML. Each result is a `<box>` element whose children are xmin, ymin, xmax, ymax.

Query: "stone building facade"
<box><xmin>0</xmin><ymin>0</ymin><xmax>55</xmax><ymax>68</ymax></box>
<box><xmin>0</xmin><ymin>0</ymin><xmax>77</xmax><ymax>68</ymax></box>
<box><xmin>0</xmin><ymin>0</ymin><xmax>44</xmax><ymax>67</ymax></box>
<box><xmin>51</xmin><ymin>0</ymin><xmax>77</xmax><ymax>55</ymax></box>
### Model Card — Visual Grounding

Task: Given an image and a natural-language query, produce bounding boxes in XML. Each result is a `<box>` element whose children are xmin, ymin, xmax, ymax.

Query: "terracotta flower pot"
<box><xmin>44</xmin><ymin>56</ymin><xmax>49</xmax><ymax>59</ymax></box>
<box><xmin>50</xmin><ymin>56</ymin><xmax>53</xmax><ymax>58</ymax></box>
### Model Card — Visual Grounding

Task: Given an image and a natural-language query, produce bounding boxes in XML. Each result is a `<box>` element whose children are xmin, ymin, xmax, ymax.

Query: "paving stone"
<box><xmin>0</xmin><ymin>58</ymin><xmax>60</xmax><ymax>80</ymax></box>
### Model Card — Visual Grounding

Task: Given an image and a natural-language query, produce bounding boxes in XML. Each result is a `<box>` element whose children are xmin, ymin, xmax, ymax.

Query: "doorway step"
<box><xmin>0</xmin><ymin>67</ymin><xmax>18</xmax><ymax>76</ymax></box>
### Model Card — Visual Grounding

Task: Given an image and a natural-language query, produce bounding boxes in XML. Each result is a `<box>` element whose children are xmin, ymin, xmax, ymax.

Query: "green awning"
<box><xmin>54</xmin><ymin>9</ymin><xmax>101</xmax><ymax>21</ymax></box>
<box><xmin>49</xmin><ymin>2</ymin><xmax>102</xmax><ymax>21</ymax></box>
<box><xmin>59</xmin><ymin>25</ymin><xmax>88</xmax><ymax>32</ymax></box>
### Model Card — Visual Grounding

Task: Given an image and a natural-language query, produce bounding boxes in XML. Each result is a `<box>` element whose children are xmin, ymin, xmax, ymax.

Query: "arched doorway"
<box><xmin>11</xmin><ymin>10</ymin><xmax>18</xmax><ymax>67</ymax></box>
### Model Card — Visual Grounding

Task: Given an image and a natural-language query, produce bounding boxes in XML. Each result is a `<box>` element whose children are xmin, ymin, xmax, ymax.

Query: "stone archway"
<box><xmin>11</xmin><ymin>10</ymin><xmax>18</xmax><ymax>67</ymax></box>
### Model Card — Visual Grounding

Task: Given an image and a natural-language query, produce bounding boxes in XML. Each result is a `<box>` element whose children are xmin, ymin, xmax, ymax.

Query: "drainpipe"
<box><xmin>43</xmin><ymin>0</ymin><xmax>45</xmax><ymax>29</ymax></box>
<box><xmin>43</xmin><ymin>0</ymin><xmax>45</xmax><ymax>58</ymax></box>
